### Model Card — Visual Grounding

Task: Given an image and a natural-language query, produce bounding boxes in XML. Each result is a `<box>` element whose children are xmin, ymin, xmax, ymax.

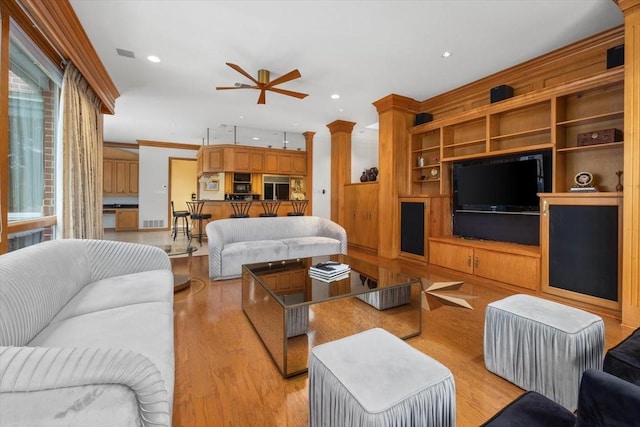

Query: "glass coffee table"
<box><xmin>157</xmin><ymin>244</ymin><xmax>198</xmax><ymax>292</ymax></box>
<box><xmin>242</xmin><ymin>254</ymin><xmax>422</xmax><ymax>377</ymax></box>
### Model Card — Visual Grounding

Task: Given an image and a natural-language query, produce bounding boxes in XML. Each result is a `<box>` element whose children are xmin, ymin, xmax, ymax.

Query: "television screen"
<box><xmin>453</xmin><ymin>152</ymin><xmax>550</xmax><ymax>213</ymax></box>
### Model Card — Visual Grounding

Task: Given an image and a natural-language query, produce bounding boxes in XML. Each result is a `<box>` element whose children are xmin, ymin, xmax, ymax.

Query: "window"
<box><xmin>7</xmin><ymin>21</ymin><xmax>62</xmax><ymax>250</ymax></box>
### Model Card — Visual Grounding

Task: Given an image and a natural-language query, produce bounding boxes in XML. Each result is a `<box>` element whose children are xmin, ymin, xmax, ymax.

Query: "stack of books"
<box><xmin>309</xmin><ymin>262</ymin><xmax>351</xmax><ymax>283</ymax></box>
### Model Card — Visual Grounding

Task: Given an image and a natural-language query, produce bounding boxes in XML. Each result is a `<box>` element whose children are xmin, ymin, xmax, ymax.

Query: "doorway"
<box><xmin>169</xmin><ymin>158</ymin><xmax>197</xmax><ymax>220</ymax></box>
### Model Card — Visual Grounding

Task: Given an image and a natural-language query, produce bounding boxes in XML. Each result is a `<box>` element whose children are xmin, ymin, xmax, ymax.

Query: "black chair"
<box><xmin>171</xmin><ymin>201</ymin><xmax>190</xmax><ymax>240</ymax></box>
<box><xmin>230</xmin><ymin>201</ymin><xmax>252</xmax><ymax>218</ymax></box>
<box><xmin>604</xmin><ymin>327</ymin><xmax>640</xmax><ymax>386</ymax></box>
<box><xmin>481</xmin><ymin>369</ymin><xmax>640</xmax><ymax>427</ymax></box>
<box><xmin>259</xmin><ymin>200</ymin><xmax>281</xmax><ymax>217</ymax></box>
<box><xmin>186</xmin><ymin>200</ymin><xmax>212</xmax><ymax>246</ymax></box>
<box><xmin>287</xmin><ymin>199</ymin><xmax>308</xmax><ymax>216</ymax></box>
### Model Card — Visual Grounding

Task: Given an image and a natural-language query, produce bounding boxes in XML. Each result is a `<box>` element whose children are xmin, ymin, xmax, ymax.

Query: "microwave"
<box><xmin>233</xmin><ymin>183</ymin><xmax>251</xmax><ymax>193</ymax></box>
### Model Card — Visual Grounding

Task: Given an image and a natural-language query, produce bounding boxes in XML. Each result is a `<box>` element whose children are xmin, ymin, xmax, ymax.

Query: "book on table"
<box><xmin>309</xmin><ymin>262</ymin><xmax>350</xmax><ymax>282</ymax></box>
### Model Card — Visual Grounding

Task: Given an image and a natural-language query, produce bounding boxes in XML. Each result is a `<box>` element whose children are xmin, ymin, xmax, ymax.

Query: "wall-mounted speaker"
<box><xmin>490</xmin><ymin>85</ymin><xmax>514</xmax><ymax>103</ymax></box>
<box><xmin>606</xmin><ymin>44</ymin><xmax>624</xmax><ymax>69</ymax></box>
<box><xmin>415</xmin><ymin>113</ymin><xmax>433</xmax><ymax>126</ymax></box>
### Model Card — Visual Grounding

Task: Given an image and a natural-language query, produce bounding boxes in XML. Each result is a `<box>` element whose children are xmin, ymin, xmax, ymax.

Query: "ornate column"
<box><xmin>373</xmin><ymin>94</ymin><xmax>420</xmax><ymax>258</ymax></box>
<box><xmin>327</xmin><ymin>120</ymin><xmax>355</xmax><ymax>225</ymax></box>
<box><xmin>303</xmin><ymin>131</ymin><xmax>315</xmax><ymax>215</ymax></box>
<box><xmin>618</xmin><ymin>0</ymin><xmax>640</xmax><ymax>328</ymax></box>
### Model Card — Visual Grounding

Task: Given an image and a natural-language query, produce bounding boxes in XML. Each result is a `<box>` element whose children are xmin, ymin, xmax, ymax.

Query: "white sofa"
<box><xmin>206</xmin><ymin>216</ymin><xmax>348</xmax><ymax>280</ymax></box>
<box><xmin>0</xmin><ymin>239</ymin><xmax>174</xmax><ymax>427</ymax></box>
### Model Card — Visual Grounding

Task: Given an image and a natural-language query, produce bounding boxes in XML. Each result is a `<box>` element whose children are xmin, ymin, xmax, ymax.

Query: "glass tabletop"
<box><xmin>157</xmin><ymin>244</ymin><xmax>197</xmax><ymax>257</ymax></box>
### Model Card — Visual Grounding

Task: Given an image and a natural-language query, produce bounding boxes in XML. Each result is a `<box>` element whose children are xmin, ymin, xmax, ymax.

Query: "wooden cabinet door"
<box><xmin>250</xmin><ymin>151</ymin><xmax>264</xmax><ymax>172</ymax></box>
<box><xmin>127</xmin><ymin>162</ymin><xmax>139</xmax><ymax>194</ymax></box>
<box><xmin>278</xmin><ymin>153</ymin><xmax>292</xmax><ymax>173</ymax></box>
<box><xmin>292</xmin><ymin>153</ymin><xmax>306</xmax><ymax>174</ymax></box>
<box><xmin>103</xmin><ymin>160</ymin><xmax>114</xmax><ymax>194</ymax></box>
<box><xmin>344</xmin><ymin>183</ymin><xmax>378</xmax><ymax>250</ymax></box>
<box><xmin>115</xmin><ymin>210</ymin><xmax>138</xmax><ymax>231</ymax></box>
<box><xmin>474</xmin><ymin>248</ymin><xmax>539</xmax><ymax>290</ymax></box>
<box><xmin>234</xmin><ymin>149</ymin><xmax>251</xmax><ymax>172</ymax></box>
<box><xmin>264</xmin><ymin>152</ymin><xmax>279</xmax><ymax>173</ymax></box>
<box><xmin>114</xmin><ymin>161</ymin><xmax>129</xmax><ymax>194</ymax></box>
<box><xmin>429</xmin><ymin>241</ymin><xmax>474</xmax><ymax>274</ymax></box>
<box><xmin>202</xmin><ymin>147</ymin><xmax>224</xmax><ymax>172</ymax></box>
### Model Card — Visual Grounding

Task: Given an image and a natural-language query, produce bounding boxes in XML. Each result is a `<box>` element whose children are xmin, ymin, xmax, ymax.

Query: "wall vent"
<box><xmin>143</xmin><ymin>219</ymin><xmax>164</xmax><ymax>228</ymax></box>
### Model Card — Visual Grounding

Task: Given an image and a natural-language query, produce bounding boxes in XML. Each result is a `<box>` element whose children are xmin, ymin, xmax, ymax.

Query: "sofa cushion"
<box><xmin>28</xmin><ymin>301</ymin><xmax>174</xmax><ymax>411</ymax></box>
<box><xmin>280</xmin><ymin>236</ymin><xmax>342</xmax><ymax>259</ymax></box>
<box><xmin>52</xmin><ymin>270</ymin><xmax>174</xmax><ymax>322</ymax></box>
<box><xmin>0</xmin><ymin>385</ymin><xmax>141</xmax><ymax>427</ymax></box>
<box><xmin>220</xmin><ymin>240</ymin><xmax>288</xmax><ymax>278</ymax></box>
<box><xmin>603</xmin><ymin>327</ymin><xmax>640</xmax><ymax>386</ymax></box>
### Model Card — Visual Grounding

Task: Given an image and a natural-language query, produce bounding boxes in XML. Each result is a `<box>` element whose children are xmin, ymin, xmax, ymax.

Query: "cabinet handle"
<box><xmin>475</xmin><ymin>257</ymin><xmax>479</xmax><ymax>269</ymax></box>
<box><xmin>467</xmin><ymin>255</ymin><xmax>472</xmax><ymax>267</ymax></box>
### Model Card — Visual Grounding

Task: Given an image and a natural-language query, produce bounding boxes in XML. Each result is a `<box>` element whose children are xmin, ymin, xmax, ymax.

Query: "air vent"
<box><xmin>116</xmin><ymin>48</ymin><xmax>135</xmax><ymax>59</ymax></box>
<box><xmin>143</xmin><ymin>219</ymin><xmax>164</xmax><ymax>228</ymax></box>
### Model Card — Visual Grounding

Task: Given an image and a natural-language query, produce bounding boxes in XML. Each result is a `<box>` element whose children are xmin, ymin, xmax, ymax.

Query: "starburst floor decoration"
<box><xmin>421</xmin><ymin>280</ymin><xmax>477</xmax><ymax>310</ymax></box>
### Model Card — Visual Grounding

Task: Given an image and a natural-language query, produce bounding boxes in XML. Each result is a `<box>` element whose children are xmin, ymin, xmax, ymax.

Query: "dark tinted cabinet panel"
<box><xmin>540</xmin><ymin>193</ymin><xmax>622</xmax><ymax>312</ymax></box>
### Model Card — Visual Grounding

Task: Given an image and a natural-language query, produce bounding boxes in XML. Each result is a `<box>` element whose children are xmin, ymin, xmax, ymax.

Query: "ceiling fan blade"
<box><xmin>225</xmin><ymin>62</ymin><xmax>259</xmax><ymax>85</ymax></box>
<box><xmin>257</xmin><ymin>89</ymin><xmax>267</xmax><ymax>104</ymax></box>
<box><xmin>266</xmin><ymin>69</ymin><xmax>302</xmax><ymax>88</ymax></box>
<box><xmin>267</xmin><ymin>87</ymin><xmax>309</xmax><ymax>99</ymax></box>
<box><xmin>216</xmin><ymin>86</ymin><xmax>256</xmax><ymax>90</ymax></box>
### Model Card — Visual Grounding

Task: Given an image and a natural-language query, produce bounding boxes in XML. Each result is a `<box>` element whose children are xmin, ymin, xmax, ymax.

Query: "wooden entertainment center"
<box><xmin>366</xmin><ymin>25</ymin><xmax>631</xmax><ymax>319</ymax></box>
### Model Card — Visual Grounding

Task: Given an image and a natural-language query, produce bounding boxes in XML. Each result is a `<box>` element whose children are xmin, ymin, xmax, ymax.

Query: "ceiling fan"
<box><xmin>216</xmin><ymin>62</ymin><xmax>309</xmax><ymax>104</ymax></box>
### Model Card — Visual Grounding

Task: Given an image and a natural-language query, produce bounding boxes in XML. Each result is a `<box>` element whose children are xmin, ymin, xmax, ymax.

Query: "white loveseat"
<box><xmin>0</xmin><ymin>239</ymin><xmax>175</xmax><ymax>427</ymax></box>
<box><xmin>206</xmin><ymin>216</ymin><xmax>347</xmax><ymax>280</ymax></box>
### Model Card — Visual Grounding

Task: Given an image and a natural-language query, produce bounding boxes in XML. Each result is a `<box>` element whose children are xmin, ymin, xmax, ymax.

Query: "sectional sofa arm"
<box><xmin>82</xmin><ymin>240</ymin><xmax>172</xmax><ymax>281</ymax></box>
<box><xmin>577</xmin><ymin>369</ymin><xmax>640</xmax><ymax>425</ymax></box>
<box><xmin>317</xmin><ymin>220</ymin><xmax>348</xmax><ymax>254</ymax></box>
<box><xmin>0</xmin><ymin>346</ymin><xmax>171</xmax><ymax>427</ymax></box>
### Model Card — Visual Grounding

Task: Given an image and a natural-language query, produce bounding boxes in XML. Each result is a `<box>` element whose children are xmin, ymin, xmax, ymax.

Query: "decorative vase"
<box><xmin>360</xmin><ymin>170</ymin><xmax>369</xmax><ymax>182</ymax></box>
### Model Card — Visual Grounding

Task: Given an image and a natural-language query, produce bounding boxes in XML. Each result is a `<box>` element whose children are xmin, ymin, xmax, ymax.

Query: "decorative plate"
<box><xmin>574</xmin><ymin>171</ymin><xmax>593</xmax><ymax>187</ymax></box>
<box><xmin>430</xmin><ymin>167</ymin><xmax>440</xmax><ymax>179</ymax></box>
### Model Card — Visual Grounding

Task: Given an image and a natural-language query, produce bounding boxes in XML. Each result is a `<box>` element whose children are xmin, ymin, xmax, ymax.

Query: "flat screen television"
<box><xmin>453</xmin><ymin>150</ymin><xmax>552</xmax><ymax>213</ymax></box>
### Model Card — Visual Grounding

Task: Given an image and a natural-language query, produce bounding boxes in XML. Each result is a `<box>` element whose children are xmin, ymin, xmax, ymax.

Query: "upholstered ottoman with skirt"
<box><xmin>484</xmin><ymin>294</ymin><xmax>604</xmax><ymax>410</ymax></box>
<box><xmin>309</xmin><ymin>328</ymin><xmax>455</xmax><ymax>427</ymax></box>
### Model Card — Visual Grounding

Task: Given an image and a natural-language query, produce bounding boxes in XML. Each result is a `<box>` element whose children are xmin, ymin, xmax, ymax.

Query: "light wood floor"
<box><xmin>165</xmin><ymin>245</ymin><xmax>633</xmax><ymax>427</ymax></box>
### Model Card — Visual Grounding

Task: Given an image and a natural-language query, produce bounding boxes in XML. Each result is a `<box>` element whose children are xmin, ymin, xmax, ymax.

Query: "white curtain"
<box><xmin>60</xmin><ymin>64</ymin><xmax>103</xmax><ymax>239</ymax></box>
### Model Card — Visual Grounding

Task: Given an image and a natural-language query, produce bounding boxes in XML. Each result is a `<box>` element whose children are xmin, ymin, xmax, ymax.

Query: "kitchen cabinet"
<box><xmin>429</xmin><ymin>237</ymin><xmax>540</xmax><ymax>290</ymax></box>
<box><xmin>264</xmin><ymin>152</ymin><xmax>279</xmax><ymax>173</ymax></box>
<box><xmin>103</xmin><ymin>159</ymin><xmax>138</xmax><ymax>195</ymax></box>
<box><xmin>115</xmin><ymin>209</ymin><xmax>138</xmax><ymax>231</ymax></box>
<box><xmin>344</xmin><ymin>183</ymin><xmax>378</xmax><ymax>250</ymax></box>
<box><xmin>278</xmin><ymin>153</ymin><xmax>292</xmax><ymax>173</ymax></box>
<box><xmin>200</xmin><ymin>146</ymin><xmax>224</xmax><ymax>173</ymax></box>
<box><xmin>292</xmin><ymin>153</ymin><xmax>306</xmax><ymax>174</ymax></box>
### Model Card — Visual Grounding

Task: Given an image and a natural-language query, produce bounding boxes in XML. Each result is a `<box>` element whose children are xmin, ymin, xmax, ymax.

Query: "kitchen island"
<box><xmin>199</xmin><ymin>199</ymin><xmax>306</xmax><ymax>220</ymax></box>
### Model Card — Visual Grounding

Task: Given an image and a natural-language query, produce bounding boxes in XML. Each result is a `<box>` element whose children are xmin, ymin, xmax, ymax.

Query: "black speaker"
<box><xmin>607</xmin><ymin>44</ymin><xmax>624</xmax><ymax>69</ymax></box>
<box><xmin>490</xmin><ymin>85</ymin><xmax>514</xmax><ymax>103</ymax></box>
<box><xmin>415</xmin><ymin>112</ymin><xmax>433</xmax><ymax>126</ymax></box>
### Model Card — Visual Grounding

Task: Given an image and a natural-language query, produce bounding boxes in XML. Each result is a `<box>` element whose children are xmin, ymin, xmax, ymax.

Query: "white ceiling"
<box><xmin>69</xmin><ymin>0</ymin><xmax>623</xmax><ymax>148</ymax></box>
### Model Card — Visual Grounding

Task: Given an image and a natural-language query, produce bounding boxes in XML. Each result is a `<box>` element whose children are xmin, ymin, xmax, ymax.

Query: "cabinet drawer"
<box><xmin>474</xmin><ymin>248</ymin><xmax>539</xmax><ymax>290</ymax></box>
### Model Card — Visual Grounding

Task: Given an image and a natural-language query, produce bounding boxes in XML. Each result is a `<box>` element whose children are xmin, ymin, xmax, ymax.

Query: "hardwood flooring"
<box><xmin>169</xmin><ymin>249</ymin><xmax>633</xmax><ymax>427</ymax></box>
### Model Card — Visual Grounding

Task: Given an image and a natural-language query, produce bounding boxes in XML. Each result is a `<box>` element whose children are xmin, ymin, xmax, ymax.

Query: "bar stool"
<box><xmin>186</xmin><ymin>200</ymin><xmax>212</xmax><ymax>246</ymax></box>
<box><xmin>259</xmin><ymin>200</ymin><xmax>281</xmax><ymax>217</ymax></box>
<box><xmin>171</xmin><ymin>201</ymin><xmax>190</xmax><ymax>240</ymax></box>
<box><xmin>287</xmin><ymin>199</ymin><xmax>308</xmax><ymax>216</ymax></box>
<box><xmin>230</xmin><ymin>201</ymin><xmax>252</xmax><ymax>218</ymax></box>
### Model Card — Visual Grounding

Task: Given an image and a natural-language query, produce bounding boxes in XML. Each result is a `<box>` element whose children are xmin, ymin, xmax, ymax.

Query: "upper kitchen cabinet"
<box><xmin>198</xmin><ymin>145</ymin><xmax>307</xmax><ymax>175</ymax></box>
<box><xmin>103</xmin><ymin>147</ymin><xmax>139</xmax><ymax>195</ymax></box>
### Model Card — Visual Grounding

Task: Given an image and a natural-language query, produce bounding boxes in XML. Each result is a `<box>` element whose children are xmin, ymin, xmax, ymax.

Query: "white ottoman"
<box><xmin>484</xmin><ymin>294</ymin><xmax>604</xmax><ymax>410</ymax></box>
<box><xmin>309</xmin><ymin>328</ymin><xmax>455</xmax><ymax>427</ymax></box>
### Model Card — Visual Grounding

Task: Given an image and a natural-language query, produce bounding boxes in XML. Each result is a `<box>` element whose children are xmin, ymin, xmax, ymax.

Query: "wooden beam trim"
<box><xmin>18</xmin><ymin>0</ymin><xmax>119</xmax><ymax>114</ymax></box>
<box><xmin>7</xmin><ymin>216</ymin><xmax>57</xmax><ymax>233</ymax></box>
<box><xmin>137</xmin><ymin>140</ymin><xmax>201</xmax><ymax>151</ymax></box>
<box><xmin>104</xmin><ymin>141</ymin><xmax>139</xmax><ymax>150</ymax></box>
<box><xmin>326</xmin><ymin>120</ymin><xmax>356</xmax><ymax>134</ymax></box>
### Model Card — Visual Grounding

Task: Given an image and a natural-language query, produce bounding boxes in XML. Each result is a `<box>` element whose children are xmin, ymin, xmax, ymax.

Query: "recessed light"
<box><xmin>331</xmin><ymin>94</ymin><xmax>340</xmax><ymax>100</ymax></box>
<box><xmin>252</xmin><ymin>137</ymin><xmax>259</xmax><ymax>140</ymax></box>
<box><xmin>441</xmin><ymin>51</ymin><xmax>452</xmax><ymax>58</ymax></box>
<box><xmin>147</xmin><ymin>55</ymin><xmax>161</xmax><ymax>63</ymax></box>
